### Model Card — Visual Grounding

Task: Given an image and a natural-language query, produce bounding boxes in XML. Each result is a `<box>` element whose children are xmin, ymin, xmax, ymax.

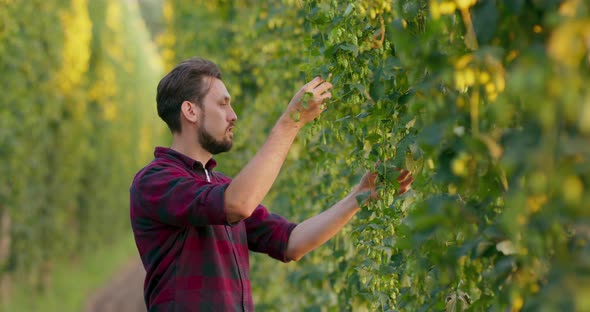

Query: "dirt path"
<box><xmin>84</xmin><ymin>258</ymin><xmax>146</xmax><ymax>312</ymax></box>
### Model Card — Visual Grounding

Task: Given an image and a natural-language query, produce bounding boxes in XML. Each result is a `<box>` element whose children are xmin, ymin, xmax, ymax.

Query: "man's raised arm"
<box><xmin>285</xmin><ymin>169</ymin><xmax>413</xmax><ymax>261</ymax></box>
<box><xmin>224</xmin><ymin>76</ymin><xmax>332</xmax><ymax>224</ymax></box>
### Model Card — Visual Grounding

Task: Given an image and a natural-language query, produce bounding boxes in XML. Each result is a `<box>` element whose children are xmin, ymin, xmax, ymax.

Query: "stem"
<box><xmin>460</xmin><ymin>8</ymin><xmax>479</xmax><ymax>50</ymax></box>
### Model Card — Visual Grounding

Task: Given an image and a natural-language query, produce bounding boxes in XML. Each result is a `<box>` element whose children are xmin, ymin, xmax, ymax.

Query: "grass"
<box><xmin>0</xmin><ymin>233</ymin><xmax>140</xmax><ymax>312</ymax></box>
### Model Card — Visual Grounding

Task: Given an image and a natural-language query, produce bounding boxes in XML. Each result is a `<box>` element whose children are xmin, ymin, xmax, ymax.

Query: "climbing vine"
<box><xmin>162</xmin><ymin>0</ymin><xmax>590</xmax><ymax>310</ymax></box>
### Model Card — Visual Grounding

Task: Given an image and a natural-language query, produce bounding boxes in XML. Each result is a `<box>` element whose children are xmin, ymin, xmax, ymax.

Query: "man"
<box><xmin>130</xmin><ymin>57</ymin><xmax>412</xmax><ymax>311</ymax></box>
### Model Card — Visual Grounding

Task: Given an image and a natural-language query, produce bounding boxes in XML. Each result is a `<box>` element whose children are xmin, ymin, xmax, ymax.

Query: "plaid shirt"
<box><xmin>130</xmin><ymin>147</ymin><xmax>297</xmax><ymax>311</ymax></box>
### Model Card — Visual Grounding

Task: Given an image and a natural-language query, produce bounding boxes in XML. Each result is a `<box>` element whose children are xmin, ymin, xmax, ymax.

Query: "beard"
<box><xmin>197</xmin><ymin>121</ymin><xmax>233</xmax><ymax>155</ymax></box>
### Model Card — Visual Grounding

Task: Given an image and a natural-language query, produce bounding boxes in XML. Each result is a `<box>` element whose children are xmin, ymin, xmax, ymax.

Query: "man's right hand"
<box><xmin>284</xmin><ymin>76</ymin><xmax>333</xmax><ymax>125</ymax></box>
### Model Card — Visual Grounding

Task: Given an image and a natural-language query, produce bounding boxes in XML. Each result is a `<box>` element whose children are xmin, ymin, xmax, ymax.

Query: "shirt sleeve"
<box><xmin>244</xmin><ymin>205</ymin><xmax>297</xmax><ymax>262</ymax></box>
<box><xmin>132</xmin><ymin>165</ymin><xmax>230</xmax><ymax>226</ymax></box>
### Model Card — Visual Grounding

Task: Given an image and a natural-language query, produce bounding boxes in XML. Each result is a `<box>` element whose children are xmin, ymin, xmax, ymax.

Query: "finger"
<box><xmin>398</xmin><ymin>186</ymin><xmax>411</xmax><ymax>195</ymax></box>
<box><xmin>318</xmin><ymin>91</ymin><xmax>332</xmax><ymax>101</ymax></box>
<box><xmin>399</xmin><ymin>174</ymin><xmax>413</xmax><ymax>187</ymax></box>
<box><xmin>313</xmin><ymin>81</ymin><xmax>333</xmax><ymax>94</ymax></box>
<box><xmin>363</xmin><ymin>171</ymin><xmax>378</xmax><ymax>185</ymax></box>
<box><xmin>400</xmin><ymin>175</ymin><xmax>413</xmax><ymax>188</ymax></box>
<box><xmin>398</xmin><ymin>176</ymin><xmax>414</xmax><ymax>194</ymax></box>
<box><xmin>397</xmin><ymin>169</ymin><xmax>411</xmax><ymax>181</ymax></box>
<box><xmin>306</xmin><ymin>76</ymin><xmax>324</xmax><ymax>90</ymax></box>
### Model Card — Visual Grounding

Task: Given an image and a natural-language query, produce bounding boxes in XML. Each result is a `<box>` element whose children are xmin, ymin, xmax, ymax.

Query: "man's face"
<box><xmin>196</xmin><ymin>78</ymin><xmax>237</xmax><ymax>154</ymax></box>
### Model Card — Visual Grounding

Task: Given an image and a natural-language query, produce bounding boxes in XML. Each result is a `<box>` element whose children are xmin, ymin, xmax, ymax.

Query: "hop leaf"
<box><xmin>302</xmin><ymin>91</ymin><xmax>314</xmax><ymax>109</ymax></box>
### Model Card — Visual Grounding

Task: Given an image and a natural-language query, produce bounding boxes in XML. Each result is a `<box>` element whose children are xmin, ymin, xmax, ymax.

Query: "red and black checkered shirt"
<box><xmin>130</xmin><ymin>147</ymin><xmax>297</xmax><ymax>311</ymax></box>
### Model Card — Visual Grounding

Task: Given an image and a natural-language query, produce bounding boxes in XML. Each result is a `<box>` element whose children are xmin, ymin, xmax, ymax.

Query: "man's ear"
<box><xmin>180</xmin><ymin>101</ymin><xmax>199</xmax><ymax>124</ymax></box>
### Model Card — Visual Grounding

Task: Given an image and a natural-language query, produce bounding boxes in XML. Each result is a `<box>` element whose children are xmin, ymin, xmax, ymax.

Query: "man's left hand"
<box><xmin>356</xmin><ymin>167</ymin><xmax>414</xmax><ymax>201</ymax></box>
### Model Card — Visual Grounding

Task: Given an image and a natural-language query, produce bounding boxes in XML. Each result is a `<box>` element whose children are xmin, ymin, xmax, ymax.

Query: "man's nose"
<box><xmin>229</xmin><ymin>107</ymin><xmax>238</xmax><ymax>122</ymax></box>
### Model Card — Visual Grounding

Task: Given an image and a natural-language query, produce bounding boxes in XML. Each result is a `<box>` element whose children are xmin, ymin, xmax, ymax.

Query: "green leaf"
<box><xmin>355</xmin><ymin>190</ymin><xmax>372</xmax><ymax>206</ymax></box>
<box><xmin>496</xmin><ymin>240</ymin><xmax>517</xmax><ymax>255</ymax></box>
<box><xmin>290</xmin><ymin>111</ymin><xmax>301</xmax><ymax>122</ymax></box>
<box><xmin>343</xmin><ymin>3</ymin><xmax>354</xmax><ymax>16</ymax></box>
<box><xmin>502</xmin><ymin>0</ymin><xmax>526</xmax><ymax>13</ymax></box>
<box><xmin>445</xmin><ymin>291</ymin><xmax>471</xmax><ymax>312</ymax></box>
<box><xmin>337</xmin><ymin>43</ymin><xmax>359</xmax><ymax>57</ymax></box>
<box><xmin>471</xmin><ymin>0</ymin><xmax>499</xmax><ymax>44</ymax></box>
<box><xmin>302</xmin><ymin>91</ymin><xmax>313</xmax><ymax>109</ymax></box>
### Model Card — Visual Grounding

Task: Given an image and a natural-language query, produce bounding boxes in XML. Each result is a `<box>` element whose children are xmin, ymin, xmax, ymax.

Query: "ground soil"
<box><xmin>84</xmin><ymin>258</ymin><xmax>146</xmax><ymax>312</ymax></box>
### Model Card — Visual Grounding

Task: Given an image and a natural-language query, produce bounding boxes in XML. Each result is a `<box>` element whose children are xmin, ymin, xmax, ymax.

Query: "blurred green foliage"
<box><xmin>163</xmin><ymin>0</ymin><xmax>589</xmax><ymax>311</ymax></box>
<box><xmin>0</xmin><ymin>0</ymin><xmax>164</xmax><ymax>307</ymax></box>
<box><xmin>2</xmin><ymin>0</ymin><xmax>587</xmax><ymax>310</ymax></box>
<box><xmin>137</xmin><ymin>0</ymin><xmax>166</xmax><ymax>40</ymax></box>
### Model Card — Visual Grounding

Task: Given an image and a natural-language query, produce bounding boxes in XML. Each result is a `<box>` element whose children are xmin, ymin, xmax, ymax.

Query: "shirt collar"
<box><xmin>154</xmin><ymin>146</ymin><xmax>218</xmax><ymax>171</ymax></box>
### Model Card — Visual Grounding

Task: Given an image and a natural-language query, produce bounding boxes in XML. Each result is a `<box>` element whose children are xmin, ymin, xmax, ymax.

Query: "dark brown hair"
<box><xmin>156</xmin><ymin>57</ymin><xmax>222</xmax><ymax>133</ymax></box>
